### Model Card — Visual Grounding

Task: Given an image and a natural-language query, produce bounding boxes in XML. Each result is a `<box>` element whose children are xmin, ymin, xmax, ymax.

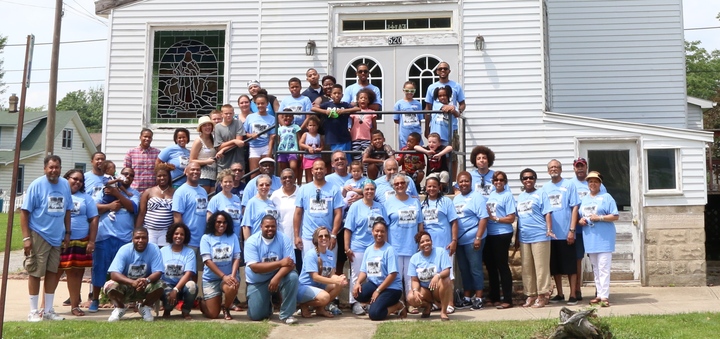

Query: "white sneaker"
<box><xmin>352</xmin><ymin>302</ymin><xmax>366</xmax><ymax>315</ymax></box>
<box><xmin>108</xmin><ymin>306</ymin><xmax>128</xmax><ymax>322</ymax></box>
<box><xmin>28</xmin><ymin>310</ymin><xmax>43</xmax><ymax>322</ymax></box>
<box><xmin>283</xmin><ymin>316</ymin><xmax>298</xmax><ymax>325</ymax></box>
<box><xmin>42</xmin><ymin>309</ymin><xmax>65</xmax><ymax>321</ymax></box>
<box><xmin>139</xmin><ymin>305</ymin><xmax>154</xmax><ymax>322</ymax></box>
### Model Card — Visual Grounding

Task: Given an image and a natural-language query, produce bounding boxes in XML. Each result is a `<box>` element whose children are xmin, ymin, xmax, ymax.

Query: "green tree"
<box><xmin>685</xmin><ymin>40</ymin><xmax>720</xmax><ymax>101</ymax></box>
<box><xmin>57</xmin><ymin>86</ymin><xmax>104</xmax><ymax>132</ymax></box>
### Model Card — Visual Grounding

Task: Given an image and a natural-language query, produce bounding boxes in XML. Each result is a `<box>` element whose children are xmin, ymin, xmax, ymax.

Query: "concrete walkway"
<box><xmin>2</xmin><ymin>277</ymin><xmax>720</xmax><ymax>338</ymax></box>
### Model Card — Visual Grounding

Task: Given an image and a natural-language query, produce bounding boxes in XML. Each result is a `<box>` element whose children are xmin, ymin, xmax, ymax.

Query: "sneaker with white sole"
<box><xmin>139</xmin><ymin>305</ymin><xmax>154</xmax><ymax>322</ymax></box>
<box><xmin>326</xmin><ymin>303</ymin><xmax>342</xmax><ymax>315</ymax></box>
<box><xmin>283</xmin><ymin>316</ymin><xmax>298</xmax><ymax>325</ymax></box>
<box><xmin>42</xmin><ymin>309</ymin><xmax>65</xmax><ymax>321</ymax></box>
<box><xmin>88</xmin><ymin>299</ymin><xmax>99</xmax><ymax>313</ymax></box>
<box><xmin>566</xmin><ymin>297</ymin><xmax>578</xmax><ymax>305</ymax></box>
<box><xmin>471</xmin><ymin>297</ymin><xmax>483</xmax><ymax>310</ymax></box>
<box><xmin>28</xmin><ymin>310</ymin><xmax>43</xmax><ymax>322</ymax></box>
<box><xmin>352</xmin><ymin>302</ymin><xmax>366</xmax><ymax>315</ymax></box>
<box><xmin>108</xmin><ymin>306</ymin><xmax>128</xmax><ymax>322</ymax></box>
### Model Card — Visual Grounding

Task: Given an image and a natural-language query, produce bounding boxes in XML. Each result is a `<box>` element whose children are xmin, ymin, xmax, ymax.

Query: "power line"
<box><xmin>4</xmin><ymin>38</ymin><xmax>106</xmax><ymax>47</ymax></box>
<box><xmin>4</xmin><ymin>79</ymin><xmax>105</xmax><ymax>85</ymax></box>
<box><xmin>64</xmin><ymin>1</ymin><xmax>108</xmax><ymax>27</ymax></box>
<box><xmin>4</xmin><ymin>66</ymin><xmax>106</xmax><ymax>72</ymax></box>
<box><xmin>685</xmin><ymin>26</ymin><xmax>720</xmax><ymax>31</ymax></box>
<box><xmin>0</xmin><ymin>0</ymin><xmax>54</xmax><ymax>9</ymax></box>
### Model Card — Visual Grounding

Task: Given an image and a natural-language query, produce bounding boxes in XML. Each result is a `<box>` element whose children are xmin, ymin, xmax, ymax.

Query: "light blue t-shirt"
<box><xmin>96</xmin><ymin>186</ymin><xmax>140</xmax><ymax>243</ymax></box>
<box><xmin>342</xmin><ymin>83</ymin><xmax>382</xmax><ymax>106</ymax></box>
<box><xmin>69</xmin><ymin>191</ymin><xmax>99</xmax><ymax>240</ymax></box>
<box><xmin>158</xmin><ymin>144</ymin><xmax>190</xmax><ymax>185</ymax></box>
<box><xmin>425</xmin><ymin>80</ymin><xmax>465</xmax><ymax>132</ymax></box>
<box><xmin>171</xmin><ymin>184</ymin><xmax>209</xmax><ymax>248</ymax></box>
<box><xmin>408</xmin><ymin>247</ymin><xmax>451</xmax><ymax>289</ymax></box>
<box><xmin>207</xmin><ymin>193</ymin><xmax>243</xmax><ymax>236</ymax></box>
<box><xmin>579</xmin><ymin>193</ymin><xmax>619</xmax><ymax>253</ymax></box>
<box><xmin>84</xmin><ymin>171</ymin><xmax>106</xmax><ymax>202</ymax></box>
<box><xmin>242</xmin><ymin>175</ymin><xmax>282</xmax><ymax>207</ymax></box>
<box><xmin>279</xmin><ymin>95</ymin><xmax>313</xmax><ymax>126</ymax></box>
<box><xmin>299</xmin><ymin>248</ymin><xmax>335</xmax><ymax>289</ymax></box>
<box><xmin>160</xmin><ymin>245</ymin><xmax>197</xmax><ymax>286</ymax></box>
<box><xmin>241</xmin><ymin>197</ymin><xmax>279</xmax><ymax>236</ymax></box>
<box><xmin>21</xmin><ymin>176</ymin><xmax>74</xmax><ymax>246</ymax></box>
<box><xmin>244</xmin><ymin>113</ymin><xmax>276</xmax><ymax>148</ymax></box>
<box><xmin>542</xmin><ymin>178</ymin><xmax>580</xmax><ymax>240</ymax></box>
<box><xmin>453</xmin><ymin>192</ymin><xmax>489</xmax><ymax>246</ymax></box>
<box><xmin>277</xmin><ymin>124</ymin><xmax>301</xmax><ymax>152</ymax></box>
<box><xmin>386</xmin><ymin>196</ymin><xmax>423</xmax><ymax>256</ymax></box>
<box><xmin>343</xmin><ymin>177</ymin><xmax>367</xmax><ymax>192</ymax></box>
<box><xmin>325</xmin><ymin>173</ymin><xmax>352</xmax><ymax>190</ymax></box>
<box><xmin>244</xmin><ymin>233</ymin><xmax>294</xmax><ymax>284</ymax></box>
<box><xmin>393</xmin><ymin>100</ymin><xmax>423</xmax><ymax>149</ymax></box>
<box><xmin>517</xmin><ymin>190</ymin><xmax>553</xmax><ymax>244</ymax></box>
<box><xmin>200</xmin><ymin>233</ymin><xmax>241</xmax><ymax>282</ymax></box>
<box><xmin>295</xmin><ymin>182</ymin><xmax>344</xmax><ymax>240</ymax></box>
<box><xmin>108</xmin><ymin>242</ymin><xmax>164</xmax><ymax>279</ymax></box>
<box><xmin>421</xmin><ymin>197</ymin><xmax>458</xmax><ymax>250</ymax></box>
<box><xmin>374</xmin><ymin>176</ymin><xmax>419</xmax><ymax>204</ymax></box>
<box><xmin>360</xmin><ymin>242</ymin><xmax>401</xmax><ymax>290</ymax></box>
<box><xmin>344</xmin><ymin>200</ymin><xmax>388</xmax><ymax>252</ymax></box>
<box><xmin>486</xmin><ymin>190</ymin><xmax>516</xmax><ymax>236</ymax></box>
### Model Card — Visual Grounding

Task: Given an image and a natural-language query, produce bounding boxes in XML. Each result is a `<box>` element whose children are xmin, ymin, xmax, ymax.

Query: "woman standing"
<box><xmin>241</xmin><ymin>174</ymin><xmax>278</xmax><ymax>240</ymax></box>
<box><xmin>136</xmin><ymin>164</ymin><xmax>175</xmax><ymax>246</ymax></box>
<box><xmin>345</xmin><ymin>180</ymin><xmax>388</xmax><ymax>315</ymax></box>
<box><xmin>352</xmin><ymin>220</ymin><xmax>407</xmax><ymax>321</ymax></box>
<box><xmin>157</xmin><ymin>127</ymin><xmax>191</xmax><ymax>186</ymax></box>
<box><xmin>297</xmin><ymin>227</ymin><xmax>348</xmax><ymax>318</ymax></box>
<box><xmin>578</xmin><ymin>171</ymin><xmax>618</xmax><ymax>307</ymax></box>
<box><xmin>57</xmin><ymin>169</ymin><xmax>99</xmax><ymax>316</ymax></box>
<box><xmin>515</xmin><ymin>168</ymin><xmax>555</xmax><ymax>308</ymax></box>
<box><xmin>270</xmin><ymin>168</ymin><xmax>303</xmax><ymax>271</ymax></box>
<box><xmin>406</xmin><ymin>231</ymin><xmax>452</xmax><ymax>321</ymax></box>
<box><xmin>160</xmin><ymin>223</ymin><xmax>198</xmax><ymax>319</ymax></box>
<box><xmin>190</xmin><ymin>115</ymin><xmax>217</xmax><ymax>194</ymax></box>
<box><xmin>207</xmin><ymin>169</ymin><xmax>243</xmax><ymax>237</ymax></box>
<box><xmin>484</xmin><ymin>170</ymin><xmax>516</xmax><ymax>309</ymax></box>
<box><xmin>452</xmin><ymin>171</ymin><xmax>488</xmax><ymax>310</ymax></box>
<box><xmin>237</xmin><ymin>94</ymin><xmax>253</xmax><ymax>124</ymax></box>
<box><xmin>199</xmin><ymin>211</ymin><xmax>241</xmax><ymax>320</ymax></box>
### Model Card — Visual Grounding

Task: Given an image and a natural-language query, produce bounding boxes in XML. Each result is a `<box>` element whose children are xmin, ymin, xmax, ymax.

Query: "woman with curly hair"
<box><xmin>136</xmin><ymin>164</ymin><xmax>175</xmax><ymax>246</ymax></box>
<box><xmin>465</xmin><ymin>145</ymin><xmax>502</xmax><ymax>196</ymax></box>
<box><xmin>406</xmin><ymin>231</ymin><xmax>453</xmax><ymax>321</ymax></box>
<box><xmin>160</xmin><ymin>222</ymin><xmax>198</xmax><ymax>319</ymax></box>
<box><xmin>199</xmin><ymin>211</ymin><xmax>241</xmax><ymax>320</ymax></box>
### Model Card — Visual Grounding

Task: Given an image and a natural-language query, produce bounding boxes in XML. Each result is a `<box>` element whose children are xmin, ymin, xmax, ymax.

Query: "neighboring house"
<box><xmin>687</xmin><ymin>96</ymin><xmax>715</xmax><ymax>130</ymax></box>
<box><xmin>95</xmin><ymin>0</ymin><xmax>712</xmax><ymax>286</ymax></box>
<box><xmin>0</xmin><ymin>110</ymin><xmax>98</xmax><ymax>198</ymax></box>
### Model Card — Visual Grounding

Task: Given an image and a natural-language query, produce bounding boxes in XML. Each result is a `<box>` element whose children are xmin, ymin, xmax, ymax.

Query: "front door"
<box><xmin>334</xmin><ymin>46</ymin><xmax>459</xmax><ymax>149</ymax></box>
<box><xmin>580</xmin><ymin>140</ymin><xmax>642</xmax><ymax>282</ymax></box>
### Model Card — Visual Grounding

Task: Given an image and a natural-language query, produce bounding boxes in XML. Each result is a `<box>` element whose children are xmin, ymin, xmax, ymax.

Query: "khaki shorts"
<box><xmin>25</xmin><ymin>231</ymin><xmax>60</xmax><ymax>278</ymax></box>
<box><xmin>427</xmin><ymin>171</ymin><xmax>450</xmax><ymax>184</ymax></box>
<box><xmin>103</xmin><ymin>279</ymin><xmax>164</xmax><ymax>302</ymax></box>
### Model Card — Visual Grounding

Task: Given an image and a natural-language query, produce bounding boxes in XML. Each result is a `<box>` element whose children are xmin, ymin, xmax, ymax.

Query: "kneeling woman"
<box><xmin>352</xmin><ymin>219</ymin><xmax>407</xmax><ymax>320</ymax></box>
<box><xmin>160</xmin><ymin>223</ymin><xmax>198</xmax><ymax>319</ymax></box>
<box><xmin>406</xmin><ymin>231</ymin><xmax>453</xmax><ymax>321</ymax></box>
<box><xmin>297</xmin><ymin>227</ymin><xmax>349</xmax><ymax>318</ymax></box>
<box><xmin>200</xmin><ymin>211</ymin><xmax>241</xmax><ymax>320</ymax></box>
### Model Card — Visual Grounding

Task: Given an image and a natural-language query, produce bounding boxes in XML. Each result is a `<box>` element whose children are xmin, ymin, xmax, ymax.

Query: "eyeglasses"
<box><xmin>437</xmin><ymin>67</ymin><xmax>449</xmax><ymax>71</ymax></box>
<box><xmin>318</xmin><ymin>234</ymin><xmax>330</xmax><ymax>239</ymax></box>
<box><xmin>232</xmin><ymin>168</ymin><xmax>244</xmax><ymax>172</ymax></box>
<box><xmin>357</xmin><ymin>69</ymin><xmax>368</xmax><ymax>74</ymax></box>
<box><xmin>333</xmin><ymin>158</ymin><xmax>346</xmax><ymax>162</ymax></box>
<box><xmin>521</xmin><ymin>176</ymin><xmax>536</xmax><ymax>181</ymax></box>
<box><xmin>316</xmin><ymin>188</ymin><xmax>321</xmax><ymax>202</ymax></box>
<box><xmin>393</xmin><ymin>182</ymin><xmax>407</xmax><ymax>187</ymax></box>
<box><xmin>403</xmin><ymin>89</ymin><xmax>416</xmax><ymax>93</ymax></box>
<box><xmin>281</xmin><ymin>176</ymin><xmax>293</xmax><ymax>180</ymax></box>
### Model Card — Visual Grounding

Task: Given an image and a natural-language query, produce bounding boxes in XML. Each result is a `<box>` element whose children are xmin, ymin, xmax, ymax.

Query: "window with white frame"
<box><xmin>16</xmin><ymin>165</ymin><xmax>24</xmax><ymax>195</ymax></box>
<box><xmin>62</xmin><ymin>129</ymin><xmax>73</xmax><ymax>149</ymax></box>
<box><xmin>344</xmin><ymin>57</ymin><xmax>384</xmax><ymax>121</ymax></box>
<box><xmin>646</xmin><ymin>148</ymin><xmax>679</xmax><ymax>191</ymax></box>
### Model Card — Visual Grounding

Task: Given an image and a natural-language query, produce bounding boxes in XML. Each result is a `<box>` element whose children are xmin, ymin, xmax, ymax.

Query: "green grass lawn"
<box><xmin>2</xmin><ymin>321</ymin><xmax>273</xmax><ymax>338</ymax></box>
<box><xmin>0</xmin><ymin>213</ymin><xmax>23</xmax><ymax>251</ymax></box>
<box><xmin>375</xmin><ymin>312</ymin><xmax>720</xmax><ymax>339</ymax></box>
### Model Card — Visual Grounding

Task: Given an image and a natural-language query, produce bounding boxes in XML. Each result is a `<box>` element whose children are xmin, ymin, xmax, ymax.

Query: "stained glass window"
<box><xmin>151</xmin><ymin>30</ymin><xmax>225</xmax><ymax>124</ymax></box>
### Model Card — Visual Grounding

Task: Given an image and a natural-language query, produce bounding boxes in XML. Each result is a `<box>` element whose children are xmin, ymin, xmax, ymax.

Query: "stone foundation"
<box><xmin>643</xmin><ymin>205</ymin><xmax>706</xmax><ymax>286</ymax></box>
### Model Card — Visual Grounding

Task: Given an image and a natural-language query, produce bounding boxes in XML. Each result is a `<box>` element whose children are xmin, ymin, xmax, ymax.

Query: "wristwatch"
<box><xmin>475</xmin><ymin>236</ymin><xmax>481</xmax><ymax>241</ymax></box>
<box><xmin>569</xmin><ymin>229</ymin><xmax>576</xmax><ymax>233</ymax></box>
<box><xmin>145</xmin><ymin>278</ymin><xmax>151</xmax><ymax>284</ymax></box>
<box><xmin>330</xmin><ymin>234</ymin><xmax>337</xmax><ymax>239</ymax></box>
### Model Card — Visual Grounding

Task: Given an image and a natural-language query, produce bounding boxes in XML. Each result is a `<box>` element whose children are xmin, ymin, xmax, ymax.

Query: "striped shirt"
<box><xmin>143</xmin><ymin>197</ymin><xmax>174</xmax><ymax>231</ymax></box>
<box><xmin>124</xmin><ymin>146</ymin><xmax>160</xmax><ymax>193</ymax></box>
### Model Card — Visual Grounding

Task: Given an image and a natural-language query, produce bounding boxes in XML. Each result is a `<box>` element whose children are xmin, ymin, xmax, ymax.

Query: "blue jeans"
<box><xmin>456</xmin><ymin>239</ymin><xmax>486</xmax><ymax>293</ymax></box>
<box><xmin>246</xmin><ymin>270</ymin><xmax>299</xmax><ymax>321</ymax></box>
<box><xmin>162</xmin><ymin>282</ymin><xmax>198</xmax><ymax>313</ymax></box>
<box><xmin>330</xmin><ymin>142</ymin><xmax>352</xmax><ymax>163</ymax></box>
<box><xmin>354</xmin><ymin>281</ymin><xmax>402</xmax><ymax>321</ymax></box>
<box><xmin>92</xmin><ymin>236</ymin><xmax>126</xmax><ymax>288</ymax></box>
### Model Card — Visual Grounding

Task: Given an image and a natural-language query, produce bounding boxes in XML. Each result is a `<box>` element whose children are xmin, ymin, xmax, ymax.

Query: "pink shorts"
<box><xmin>303</xmin><ymin>156</ymin><xmax>321</xmax><ymax>169</ymax></box>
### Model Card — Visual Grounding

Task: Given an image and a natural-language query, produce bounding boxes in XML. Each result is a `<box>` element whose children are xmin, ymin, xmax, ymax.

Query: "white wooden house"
<box><xmin>95</xmin><ymin>0</ymin><xmax>712</xmax><ymax>286</ymax></box>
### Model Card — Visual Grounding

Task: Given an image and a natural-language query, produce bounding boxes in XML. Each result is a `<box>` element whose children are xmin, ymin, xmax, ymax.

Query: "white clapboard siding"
<box><xmin>686</xmin><ymin>103</ymin><xmax>703</xmax><ymax>130</ymax></box>
<box><xmin>546</xmin><ymin>0</ymin><xmax>686</xmax><ymax>128</ymax></box>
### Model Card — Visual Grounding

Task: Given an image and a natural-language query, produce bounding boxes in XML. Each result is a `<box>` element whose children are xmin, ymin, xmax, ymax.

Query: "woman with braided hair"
<box><xmin>297</xmin><ymin>226</ymin><xmax>348</xmax><ymax>318</ymax></box>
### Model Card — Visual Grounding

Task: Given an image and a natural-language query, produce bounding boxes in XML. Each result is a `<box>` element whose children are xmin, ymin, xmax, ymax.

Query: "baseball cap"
<box><xmin>573</xmin><ymin>157</ymin><xmax>588</xmax><ymax>167</ymax></box>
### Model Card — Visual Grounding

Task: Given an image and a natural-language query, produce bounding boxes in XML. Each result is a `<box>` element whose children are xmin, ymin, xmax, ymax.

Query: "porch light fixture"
<box><xmin>305</xmin><ymin>40</ymin><xmax>316</xmax><ymax>56</ymax></box>
<box><xmin>8</xmin><ymin>93</ymin><xmax>19</xmax><ymax>113</ymax></box>
<box><xmin>475</xmin><ymin>35</ymin><xmax>485</xmax><ymax>51</ymax></box>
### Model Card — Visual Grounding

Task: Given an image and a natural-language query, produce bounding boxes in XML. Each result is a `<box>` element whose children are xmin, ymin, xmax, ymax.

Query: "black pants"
<box><xmin>483</xmin><ymin>232</ymin><xmax>514</xmax><ymax>304</ymax></box>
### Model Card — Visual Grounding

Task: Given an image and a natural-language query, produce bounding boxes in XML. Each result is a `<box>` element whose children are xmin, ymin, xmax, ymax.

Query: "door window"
<box><xmin>408</xmin><ymin>55</ymin><xmax>441</xmax><ymax>107</ymax></box>
<box><xmin>344</xmin><ymin>57</ymin><xmax>384</xmax><ymax>121</ymax></box>
<box><xmin>588</xmin><ymin>150</ymin><xmax>631</xmax><ymax>211</ymax></box>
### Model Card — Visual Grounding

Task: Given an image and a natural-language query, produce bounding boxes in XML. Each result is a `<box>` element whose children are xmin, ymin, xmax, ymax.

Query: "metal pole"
<box><xmin>45</xmin><ymin>0</ymin><xmax>63</xmax><ymax>155</ymax></box>
<box><xmin>0</xmin><ymin>34</ymin><xmax>33</xmax><ymax>336</ymax></box>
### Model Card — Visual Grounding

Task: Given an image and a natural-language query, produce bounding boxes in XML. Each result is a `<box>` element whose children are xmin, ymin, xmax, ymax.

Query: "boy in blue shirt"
<box><xmin>279</xmin><ymin>77</ymin><xmax>313</xmax><ymax>129</ymax></box>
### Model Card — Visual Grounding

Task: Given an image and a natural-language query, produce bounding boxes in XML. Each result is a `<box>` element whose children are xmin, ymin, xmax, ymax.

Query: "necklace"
<box><xmin>159</xmin><ymin>185</ymin><xmax>170</xmax><ymax>196</ymax></box>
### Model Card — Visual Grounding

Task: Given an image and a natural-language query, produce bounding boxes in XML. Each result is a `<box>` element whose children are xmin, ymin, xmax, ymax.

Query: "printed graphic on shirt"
<box><xmin>321</xmin><ymin>265</ymin><xmax>333</xmax><ymax>278</ymax></box>
<box><xmin>367</xmin><ymin>208</ymin><xmax>383</xmax><ymax>227</ymax></box>
<box><xmin>517</xmin><ymin>200</ymin><xmax>534</xmax><ymax>215</ymax></box>
<box><xmin>265</xmin><ymin>208</ymin><xmax>279</xmax><ymax>220</ymax></box>
<box><xmin>128</xmin><ymin>263</ymin><xmax>147</xmax><ymax>279</ymax></box>
<box><xmin>262</xmin><ymin>251</ymin><xmax>279</xmax><ymax>263</ymax></box>
<box><xmin>416</xmin><ymin>265</ymin><xmax>437</xmax><ymax>282</ymax></box>
<box><xmin>475</xmin><ymin>182</ymin><xmax>492</xmax><ymax>196</ymax></box>
<box><xmin>549</xmin><ymin>194</ymin><xmax>562</xmax><ymax>208</ymax></box>
<box><xmin>47</xmin><ymin>194</ymin><xmax>66</xmax><ymax>214</ymax></box>
<box><xmin>195</xmin><ymin>198</ymin><xmax>208</xmax><ymax>213</ymax></box>
<box><xmin>91</xmin><ymin>186</ymin><xmax>104</xmax><ymax>200</ymax></box>
<box><xmin>402</xmin><ymin>114</ymin><xmax>420</xmax><ymax>126</ymax></box>
<box><xmin>179</xmin><ymin>156</ymin><xmax>189</xmax><ymax>168</ymax></box>
<box><xmin>366</xmin><ymin>260</ymin><xmax>382</xmax><ymax>276</ymax></box>
<box><xmin>252</xmin><ymin>123</ymin><xmax>269</xmax><ymax>138</ymax></box>
<box><xmin>309</xmin><ymin>198</ymin><xmax>329</xmax><ymax>214</ymax></box>
<box><xmin>212</xmin><ymin>244</ymin><xmax>232</xmax><ymax>262</ymax></box>
<box><xmin>578</xmin><ymin>191</ymin><xmax>589</xmax><ymax>199</ymax></box>
<box><xmin>422</xmin><ymin>208</ymin><xmax>439</xmax><ymax>224</ymax></box>
<box><xmin>454</xmin><ymin>203</ymin><xmax>466</xmax><ymax>218</ymax></box>
<box><xmin>398</xmin><ymin>208</ymin><xmax>417</xmax><ymax>226</ymax></box>
<box><xmin>581</xmin><ymin>205</ymin><xmax>598</xmax><ymax>218</ymax></box>
<box><xmin>435</xmin><ymin>113</ymin><xmax>449</xmax><ymax>125</ymax></box>
<box><xmin>385</xmin><ymin>190</ymin><xmax>396</xmax><ymax>198</ymax></box>
<box><xmin>165</xmin><ymin>264</ymin><xmax>184</xmax><ymax>278</ymax></box>
<box><xmin>226</xmin><ymin>208</ymin><xmax>241</xmax><ymax>222</ymax></box>
<box><xmin>70</xmin><ymin>200</ymin><xmax>81</xmax><ymax>216</ymax></box>
<box><xmin>487</xmin><ymin>202</ymin><xmax>497</xmax><ymax>217</ymax></box>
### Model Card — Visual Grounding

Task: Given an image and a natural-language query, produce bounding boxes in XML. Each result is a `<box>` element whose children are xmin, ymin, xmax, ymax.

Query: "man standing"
<box><xmin>342</xmin><ymin>63</ymin><xmax>382</xmax><ymax>110</ymax></box>
<box><xmin>172</xmin><ymin>162</ymin><xmax>209</xmax><ymax>257</ymax></box>
<box><xmin>374</xmin><ymin>158</ymin><xmax>418</xmax><ymax>204</ymax></box>
<box><xmin>215</xmin><ymin>104</ymin><xmax>246</xmax><ymax>171</ymax></box>
<box><xmin>85</xmin><ymin>152</ymin><xmax>107</xmax><ymax>202</ymax></box>
<box><xmin>89</xmin><ymin>167</ymin><xmax>140</xmax><ymax>313</ymax></box>
<box><xmin>124</xmin><ymin>128</ymin><xmax>161</xmax><ymax>193</ymax></box>
<box><xmin>424</xmin><ymin>62</ymin><xmax>465</xmax><ymax>176</ymax></box>
<box><xmin>324</xmin><ymin>151</ymin><xmax>352</xmax><ymax>190</ymax></box>
<box><xmin>22</xmin><ymin>155</ymin><xmax>73</xmax><ymax>321</ymax></box>
<box><xmin>241</xmin><ymin>158</ymin><xmax>281</xmax><ymax>207</ymax></box>
<box><xmin>245</xmin><ymin>215</ymin><xmax>299</xmax><ymax>324</ymax></box>
<box><xmin>294</xmin><ymin>160</ymin><xmax>344</xmax><ymax>257</ymax></box>
<box><xmin>104</xmin><ymin>227</ymin><xmax>164</xmax><ymax>322</ymax></box>
<box><xmin>542</xmin><ymin>159</ymin><xmax>580</xmax><ymax>305</ymax></box>
<box><xmin>301</xmin><ymin>68</ymin><xmax>323</xmax><ymax>104</ymax></box>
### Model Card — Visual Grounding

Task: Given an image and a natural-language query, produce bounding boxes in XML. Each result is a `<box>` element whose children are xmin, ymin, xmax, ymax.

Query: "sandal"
<box><xmin>496</xmin><ymin>303</ymin><xmax>513</xmax><ymax>309</ymax></box>
<box><xmin>589</xmin><ymin>297</ymin><xmax>602</xmax><ymax>305</ymax></box>
<box><xmin>599</xmin><ymin>299</ymin><xmax>611</xmax><ymax>307</ymax></box>
<box><xmin>230</xmin><ymin>304</ymin><xmax>243</xmax><ymax>312</ymax></box>
<box><xmin>408</xmin><ymin>306</ymin><xmax>419</xmax><ymax>315</ymax></box>
<box><xmin>222</xmin><ymin>307</ymin><xmax>232</xmax><ymax>320</ymax></box>
<box><xmin>71</xmin><ymin>307</ymin><xmax>85</xmax><ymax>316</ymax></box>
<box><xmin>396</xmin><ymin>301</ymin><xmax>407</xmax><ymax>319</ymax></box>
<box><xmin>182</xmin><ymin>311</ymin><xmax>192</xmax><ymax>320</ymax></box>
<box><xmin>430</xmin><ymin>304</ymin><xmax>440</xmax><ymax>312</ymax></box>
<box><xmin>522</xmin><ymin>297</ymin><xmax>537</xmax><ymax>308</ymax></box>
<box><xmin>531</xmin><ymin>297</ymin><xmax>547</xmax><ymax>308</ymax></box>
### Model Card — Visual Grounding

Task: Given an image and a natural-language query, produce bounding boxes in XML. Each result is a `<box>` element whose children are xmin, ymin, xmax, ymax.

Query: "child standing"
<box><xmin>343</xmin><ymin>161</ymin><xmax>367</xmax><ymax>203</ymax></box>
<box><xmin>243</xmin><ymin>93</ymin><xmax>276</xmax><ymax>176</ymax></box>
<box><xmin>279</xmin><ymin>77</ymin><xmax>313</xmax><ymax>129</ymax></box>
<box><xmin>299</xmin><ymin>115</ymin><xmax>324</xmax><ymax>183</ymax></box>
<box><xmin>349</xmin><ymin>88</ymin><xmax>377</xmax><ymax>162</ymax></box>
<box><xmin>414</xmin><ymin>132</ymin><xmax>453</xmax><ymax>192</ymax></box>
<box><xmin>426</xmin><ymin>85</ymin><xmax>461</xmax><ymax>145</ymax></box>
<box><xmin>393</xmin><ymin>81</ymin><xmax>424</xmax><ymax>149</ymax></box>
<box><xmin>276</xmin><ymin>111</ymin><xmax>301</xmax><ymax>176</ymax></box>
<box><xmin>312</xmin><ymin>84</ymin><xmax>359</xmax><ymax>164</ymax></box>
<box><xmin>362</xmin><ymin>130</ymin><xmax>394</xmax><ymax>180</ymax></box>
<box><xmin>396</xmin><ymin>132</ymin><xmax>426</xmax><ymax>193</ymax></box>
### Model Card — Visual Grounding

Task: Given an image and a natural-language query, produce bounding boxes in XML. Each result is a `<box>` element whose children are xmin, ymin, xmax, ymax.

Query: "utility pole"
<box><xmin>46</xmin><ymin>0</ymin><xmax>63</xmax><ymax>155</ymax></box>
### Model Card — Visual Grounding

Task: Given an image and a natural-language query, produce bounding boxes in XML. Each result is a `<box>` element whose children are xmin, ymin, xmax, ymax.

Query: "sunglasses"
<box><xmin>357</xmin><ymin>69</ymin><xmax>368</xmax><ymax>74</ymax></box>
<box><xmin>281</xmin><ymin>176</ymin><xmax>293</xmax><ymax>180</ymax></box>
<box><xmin>437</xmin><ymin>67</ymin><xmax>449</xmax><ymax>71</ymax></box>
<box><xmin>316</xmin><ymin>188</ymin><xmax>321</xmax><ymax>202</ymax></box>
<box><xmin>521</xmin><ymin>176</ymin><xmax>536</xmax><ymax>181</ymax></box>
<box><xmin>403</xmin><ymin>89</ymin><xmax>416</xmax><ymax>93</ymax></box>
<box><xmin>493</xmin><ymin>179</ymin><xmax>506</xmax><ymax>182</ymax></box>
<box><xmin>318</xmin><ymin>234</ymin><xmax>330</xmax><ymax>239</ymax></box>
<box><xmin>393</xmin><ymin>182</ymin><xmax>407</xmax><ymax>187</ymax></box>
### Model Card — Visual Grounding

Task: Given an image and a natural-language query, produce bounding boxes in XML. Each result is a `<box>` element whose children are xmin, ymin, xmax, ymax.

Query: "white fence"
<box><xmin>1</xmin><ymin>194</ymin><xmax>24</xmax><ymax>213</ymax></box>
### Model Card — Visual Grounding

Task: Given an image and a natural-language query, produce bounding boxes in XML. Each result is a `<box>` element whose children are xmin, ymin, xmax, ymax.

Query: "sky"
<box><xmin>0</xmin><ymin>0</ymin><xmax>719</xmax><ymax>108</ymax></box>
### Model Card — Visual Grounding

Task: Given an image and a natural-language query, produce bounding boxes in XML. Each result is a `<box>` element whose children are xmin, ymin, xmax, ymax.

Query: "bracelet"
<box><xmin>173</xmin><ymin>287</ymin><xmax>179</xmax><ymax>293</ymax></box>
<box><xmin>22</xmin><ymin>237</ymin><xmax>31</xmax><ymax>242</ymax></box>
<box><xmin>345</xmin><ymin>249</ymin><xmax>351</xmax><ymax>254</ymax></box>
<box><xmin>600</xmin><ymin>216</ymin><xmax>604</xmax><ymax>221</ymax></box>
